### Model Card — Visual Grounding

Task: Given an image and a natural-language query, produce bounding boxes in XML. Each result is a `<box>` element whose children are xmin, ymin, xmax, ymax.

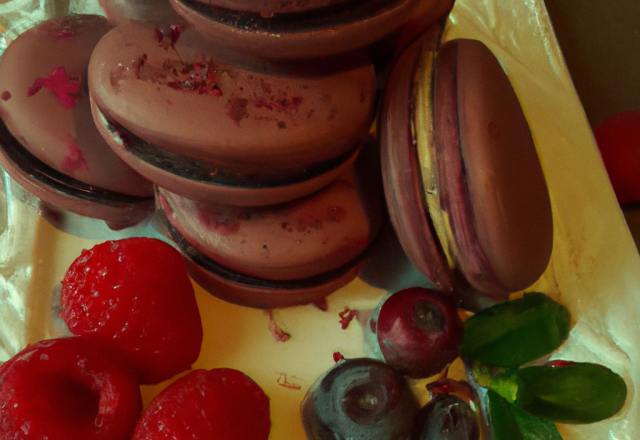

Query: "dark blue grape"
<box><xmin>301</xmin><ymin>358</ymin><xmax>419</xmax><ymax>439</ymax></box>
<box><xmin>412</xmin><ymin>394</ymin><xmax>479</xmax><ymax>440</ymax></box>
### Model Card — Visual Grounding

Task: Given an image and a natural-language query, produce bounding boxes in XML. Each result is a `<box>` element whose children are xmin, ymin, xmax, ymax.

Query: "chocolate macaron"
<box><xmin>157</xmin><ymin>140</ymin><xmax>385</xmax><ymax>308</ymax></box>
<box><xmin>380</xmin><ymin>32</ymin><xmax>554</xmax><ymax>311</ymax></box>
<box><xmin>88</xmin><ymin>21</ymin><xmax>376</xmax><ymax>207</ymax></box>
<box><xmin>169</xmin><ymin>0</ymin><xmax>454</xmax><ymax>61</ymax></box>
<box><xmin>0</xmin><ymin>15</ymin><xmax>154</xmax><ymax>229</ymax></box>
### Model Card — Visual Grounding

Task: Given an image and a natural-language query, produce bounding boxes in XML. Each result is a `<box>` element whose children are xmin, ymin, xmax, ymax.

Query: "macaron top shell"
<box><xmin>158</xmin><ymin>146</ymin><xmax>384</xmax><ymax>280</ymax></box>
<box><xmin>433</xmin><ymin>39</ymin><xmax>553</xmax><ymax>295</ymax></box>
<box><xmin>0</xmin><ymin>15</ymin><xmax>154</xmax><ymax>198</ymax></box>
<box><xmin>88</xmin><ymin>21</ymin><xmax>375</xmax><ymax>169</ymax></box>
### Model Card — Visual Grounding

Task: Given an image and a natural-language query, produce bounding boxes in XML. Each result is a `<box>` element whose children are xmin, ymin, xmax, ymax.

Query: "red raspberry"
<box><xmin>60</xmin><ymin>237</ymin><xmax>203</xmax><ymax>384</ymax></box>
<box><xmin>594</xmin><ymin>110</ymin><xmax>640</xmax><ymax>206</ymax></box>
<box><xmin>133</xmin><ymin>368</ymin><xmax>271</xmax><ymax>440</ymax></box>
<box><xmin>0</xmin><ymin>337</ymin><xmax>142</xmax><ymax>440</ymax></box>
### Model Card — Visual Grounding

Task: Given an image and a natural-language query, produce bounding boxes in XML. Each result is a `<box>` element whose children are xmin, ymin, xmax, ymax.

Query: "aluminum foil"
<box><xmin>0</xmin><ymin>0</ymin><xmax>638</xmax><ymax>439</ymax></box>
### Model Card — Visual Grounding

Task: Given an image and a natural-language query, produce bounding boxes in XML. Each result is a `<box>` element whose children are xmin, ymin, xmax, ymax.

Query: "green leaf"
<box><xmin>487</xmin><ymin>390</ymin><xmax>525</xmax><ymax>440</ymax></box>
<box><xmin>486</xmin><ymin>390</ymin><xmax>564</xmax><ymax>440</ymax></box>
<box><xmin>488</xmin><ymin>369</ymin><xmax>519</xmax><ymax>403</ymax></box>
<box><xmin>469</xmin><ymin>359</ymin><xmax>509</xmax><ymax>388</ymax></box>
<box><xmin>511</xmin><ymin>405</ymin><xmax>563</xmax><ymax>440</ymax></box>
<box><xmin>460</xmin><ymin>292</ymin><xmax>570</xmax><ymax>367</ymax></box>
<box><xmin>512</xmin><ymin>363</ymin><xmax>627</xmax><ymax>424</ymax></box>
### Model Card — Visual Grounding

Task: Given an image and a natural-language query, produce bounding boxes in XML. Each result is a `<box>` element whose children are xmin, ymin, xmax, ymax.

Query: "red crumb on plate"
<box><xmin>266</xmin><ymin>310</ymin><xmax>291</xmax><ymax>342</ymax></box>
<box><xmin>276</xmin><ymin>373</ymin><xmax>302</xmax><ymax>390</ymax></box>
<box><xmin>338</xmin><ymin>307</ymin><xmax>359</xmax><ymax>329</ymax></box>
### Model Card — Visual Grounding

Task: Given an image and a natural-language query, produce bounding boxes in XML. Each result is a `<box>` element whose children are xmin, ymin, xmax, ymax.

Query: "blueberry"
<box><xmin>301</xmin><ymin>358</ymin><xmax>419</xmax><ymax>439</ymax></box>
<box><xmin>412</xmin><ymin>394</ymin><xmax>479</xmax><ymax>440</ymax></box>
<box><xmin>366</xmin><ymin>287</ymin><xmax>463</xmax><ymax>378</ymax></box>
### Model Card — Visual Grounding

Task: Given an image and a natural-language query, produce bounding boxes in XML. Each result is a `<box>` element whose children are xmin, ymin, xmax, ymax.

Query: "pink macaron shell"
<box><xmin>88</xmin><ymin>22</ymin><xmax>375</xmax><ymax>174</ymax></box>
<box><xmin>0</xmin><ymin>15</ymin><xmax>154</xmax><ymax>199</ymax></box>
<box><xmin>157</xmin><ymin>145</ymin><xmax>384</xmax><ymax>280</ymax></box>
<box><xmin>193</xmin><ymin>0</ymin><xmax>351</xmax><ymax>14</ymax></box>
<box><xmin>169</xmin><ymin>0</ymin><xmax>450</xmax><ymax>60</ymax></box>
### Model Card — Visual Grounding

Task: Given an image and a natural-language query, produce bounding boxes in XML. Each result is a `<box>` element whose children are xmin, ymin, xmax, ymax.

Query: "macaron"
<box><xmin>0</xmin><ymin>15</ymin><xmax>154</xmax><ymax>229</ymax></box>
<box><xmin>88</xmin><ymin>21</ymin><xmax>376</xmax><ymax>207</ymax></box>
<box><xmin>169</xmin><ymin>0</ymin><xmax>454</xmax><ymax>61</ymax></box>
<box><xmin>156</xmin><ymin>140</ymin><xmax>385</xmax><ymax>308</ymax></box>
<box><xmin>380</xmin><ymin>32</ymin><xmax>553</xmax><ymax>311</ymax></box>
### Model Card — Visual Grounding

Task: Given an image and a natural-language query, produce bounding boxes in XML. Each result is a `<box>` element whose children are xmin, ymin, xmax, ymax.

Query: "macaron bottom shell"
<box><xmin>0</xmin><ymin>118</ymin><xmax>154</xmax><ymax>230</ymax></box>
<box><xmin>91</xmin><ymin>99</ymin><xmax>362</xmax><ymax>207</ymax></box>
<box><xmin>159</xmin><ymin>212</ymin><xmax>376</xmax><ymax>309</ymax></box>
<box><xmin>169</xmin><ymin>0</ymin><xmax>451</xmax><ymax>61</ymax></box>
<box><xmin>154</xmin><ymin>138</ymin><xmax>386</xmax><ymax>308</ymax></box>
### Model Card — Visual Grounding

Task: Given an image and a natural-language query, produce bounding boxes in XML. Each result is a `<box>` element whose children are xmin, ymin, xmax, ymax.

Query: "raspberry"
<box><xmin>594</xmin><ymin>110</ymin><xmax>640</xmax><ymax>206</ymax></box>
<box><xmin>60</xmin><ymin>237</ymin><xmax>203</xmax><ymax>384</ymax></box>
<box><xmin>0</xmin><ymin>337</ymin><xmax>142</xmax><ymax>440</ymax></box>
<box><xmin>133</xmin><ymin>368</ymin><xmax>271</xmax><ymax>440</ymax></box>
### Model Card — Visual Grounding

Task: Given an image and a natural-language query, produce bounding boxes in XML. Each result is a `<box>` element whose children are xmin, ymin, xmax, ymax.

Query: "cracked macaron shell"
<box><xmin>0</xmin><ymin>15</ymin><xmax>153</xmax><ymax>198</ymax></box>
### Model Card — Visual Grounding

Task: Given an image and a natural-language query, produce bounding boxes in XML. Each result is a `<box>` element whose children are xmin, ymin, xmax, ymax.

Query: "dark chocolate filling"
<box><xmin>0</xmin><ymin>118</ymin><xmax>153</xmax><ymax>206</ymax></box>
<box><xmin>162</xmin><ymin>212</ymin><xmax>380</xmax><ymax>290</ymax></box>
<box><xmin>175</xmin><ymin>0</ymin><xmax>406</xmax><ymax>33</ymax></box>
<box><xmin>97</xmin><ymin>106</ymin><xmax>361</xmax><ymax>189</ymax></box>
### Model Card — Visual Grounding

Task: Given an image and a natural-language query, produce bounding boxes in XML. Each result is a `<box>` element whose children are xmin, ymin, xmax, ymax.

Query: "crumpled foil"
<box><xmin>0</xmin><ymin>0</ymin><xmax>638</xmax><ymax>439</ymax></box>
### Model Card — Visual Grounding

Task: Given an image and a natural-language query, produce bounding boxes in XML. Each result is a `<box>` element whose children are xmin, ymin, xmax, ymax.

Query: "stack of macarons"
<box><xmin>82</xmin><ymin>0</ymin><xmax>454</xmax><ymax>307</ymax></box>
<box><xmin>0</xmin><ymin>0</ymin><xmax>554</xmax><ymax>311</ymax></box>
